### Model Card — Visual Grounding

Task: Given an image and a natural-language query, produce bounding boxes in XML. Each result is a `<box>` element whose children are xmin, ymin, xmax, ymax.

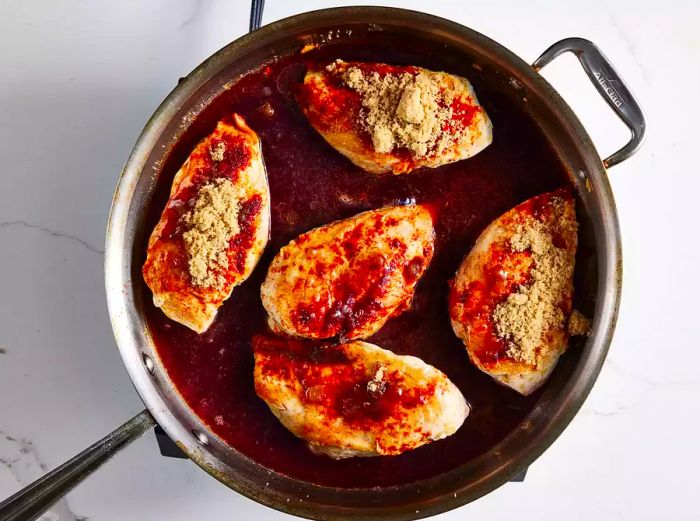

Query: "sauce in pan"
<box><xmin>143</xmin><ymin>37</ymin><xmax>571</xmax><ymax>488</ymax></box>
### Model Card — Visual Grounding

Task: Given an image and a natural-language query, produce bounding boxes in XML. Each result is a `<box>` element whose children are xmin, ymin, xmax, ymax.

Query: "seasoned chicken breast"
<box><xmin>253</xmin><ymin>336</ymin><xmax>469</xmax><ymax>458</ymax></box>
<box><xmin>143</xmin><ymin>114</ymin><xmax>270</xmax><ymax>333</ymax></box>
<box><xmin>261</xmin><ymin>205</ymin><xmax>435</xmax><ymax>340</ymax></box>
<box><xmin>296</xmin><ymin>60</ymin><xmax>492</xmax><ymax>174</ymax></box>
<box><xmin>449</xmin><ymin>189</ymin><xmax>578</xmax><ymax>395</ymax></box>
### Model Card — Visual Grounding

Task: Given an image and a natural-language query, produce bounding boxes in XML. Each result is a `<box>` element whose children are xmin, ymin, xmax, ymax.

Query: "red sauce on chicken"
<box><xmin>448</xmin><ymin>189</ymin><xmax>574</xmax><ymax>368</ymax></box>
<box><xmin>142</xmin><ymin>129</ymin><xmax>259</xmax><ymax>296</ymax></box>
<box><xmin>254</xmin><ymin>336</ymin><xmax>436</xmax><ymax>430</ymax></box>
<box><xmin>295</xmin><ymin>74</ymin><xmax>362</xmax><ymax>134</ymax></box>
<box><xmin>449</xmin><ymin>244</ymin><xmax>533</xmax><ymax>367</ymax></box>
<box><xmin>289</xmin><ymin>253</ymin><xmax>394</xmax><ymax>339</ymax></box>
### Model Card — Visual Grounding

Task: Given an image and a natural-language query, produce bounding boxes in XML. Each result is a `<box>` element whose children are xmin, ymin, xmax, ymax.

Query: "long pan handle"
<box><xmin>0</xmin><ymin>410</ymin><xmax>156</xmax><ymax>521</ymax></box>
<box><xmin>249</xmin><ymin>0</ymin><xmax>265</xmax><ymax>31</ymax></box>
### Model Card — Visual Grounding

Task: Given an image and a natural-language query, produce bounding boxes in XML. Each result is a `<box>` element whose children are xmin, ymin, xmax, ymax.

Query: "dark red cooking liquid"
<box><xmin>143</xmin><ymin>39</ymin><xmax>570</xmax><ymax>488</ymax></box>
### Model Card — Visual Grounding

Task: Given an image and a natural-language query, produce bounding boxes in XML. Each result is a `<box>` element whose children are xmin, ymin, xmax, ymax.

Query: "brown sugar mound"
<box><xmin>568</xmin><ymin>310</ymin><xmax>591</xmax><ymax>336</ymax></box>
<box><xmin>181</xmin><ymin>178</ymin><xmax>241</xmax><ymax>289</ymax></box>
<box><xmin>492</xmin><ymin>198</ymin><xmax>577</xmax><ymax>366</ymax></box>
<box><xmin>337</xmin><ymin>65</ymin><xmax>463</xmax><ymax>157</ymax></box>
<box><xmin>209</xmin><ymin>142</ymin><xmax>226</xmax><ymax>162</ymax></box>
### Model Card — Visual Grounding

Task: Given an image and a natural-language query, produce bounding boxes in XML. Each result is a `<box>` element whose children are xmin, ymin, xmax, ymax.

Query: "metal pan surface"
<box><xmin>1</xmin><ymin>7</ymin><xmax>645</xmax><ymax>521</ymax></box>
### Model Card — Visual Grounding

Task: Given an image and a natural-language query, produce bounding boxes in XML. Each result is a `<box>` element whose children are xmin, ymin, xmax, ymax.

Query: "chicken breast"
<box><xmin>449</xmin><ymin>188</ymin><xmax>578</xmax><ymax>395</ymax></box>
<box><xmin>261</xmin><ymin>205</ymin><xmax>435</xmax><ymax>340</ymax></box>
<box><xmin>143</xmin><ymin>114</ymin><xmax>270</xmax><ymax>333</ymax></box>
<box><xmin>253</xmin><ymin>336</ymin><xmax>469</xmax><ymax>458</ymax></box>
<box><xmin>296</xmin><ymin>60</ymin><xmax>492</xmax><ymax>174</ymax></box>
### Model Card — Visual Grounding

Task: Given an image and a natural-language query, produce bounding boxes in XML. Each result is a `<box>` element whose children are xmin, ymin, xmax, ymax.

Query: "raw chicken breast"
<box><xmin>261</xmin><ymin>205</ymin><xmax>435</xmax><ymax>340</ymax></box>
<box><xmin>449</xmin><ymin>189</ymin><xmax>578</xmax><ymax>395</ymax></box>
<box><xmin>253</xmin><ymin>336</ymin><xmax>469</xmax><ymax>458</ymax></box>
<box><xmin>296</xmin><ymin>60</ymin><xmax>492</xmax><ymax>174</ymax></box>
<box><xmin>143</xmin><ymin>114</ymin><xmax>270</xmax><ymax>333</ymax></box>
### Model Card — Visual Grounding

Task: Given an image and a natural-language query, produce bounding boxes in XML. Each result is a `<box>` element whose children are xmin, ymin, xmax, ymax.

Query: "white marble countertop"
<box><xmin>1</xmin><ymin>1</ymin><xmax>698</xmax><ymax>520</ymax></box>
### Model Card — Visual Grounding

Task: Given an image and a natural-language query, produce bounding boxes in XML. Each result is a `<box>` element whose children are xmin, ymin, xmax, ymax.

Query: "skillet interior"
<box><xmin>106</xmin><ymin>7</ymin><xmax>619</xmax><ymax>520</ymax></box>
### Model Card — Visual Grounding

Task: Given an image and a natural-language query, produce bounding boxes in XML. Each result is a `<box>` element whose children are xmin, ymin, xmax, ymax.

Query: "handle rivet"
<box><xmin>142</xmin><ymin>354</ymin><xmax>155</xmax><ymax>374</ymax></box>
<box><xmin>192</xmin><ymin>430</ymin><xmax>209</xmax><ymax>446</ymax></box>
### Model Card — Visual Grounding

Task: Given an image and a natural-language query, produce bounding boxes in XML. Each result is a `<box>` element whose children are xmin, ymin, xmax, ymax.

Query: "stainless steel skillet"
<box><xmin>0</xmin><ymin>6</ymin><xmax>644</xmax><ymax>521</ymax></box>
